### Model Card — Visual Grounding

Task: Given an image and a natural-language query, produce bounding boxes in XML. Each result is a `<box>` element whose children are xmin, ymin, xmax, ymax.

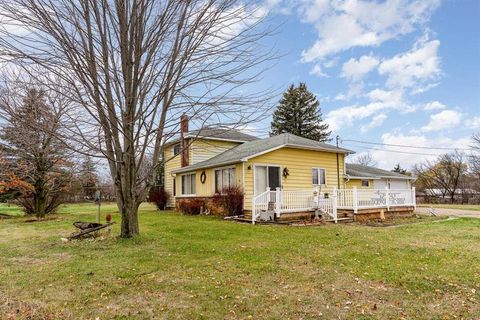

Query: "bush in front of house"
<box><xmin>177</xmin><ymin>198</ymin><xmax>205</xmax><ymax>215</ymax></box>
<box><xmin>149</xmin><ymin>187</ymin><xmax>170</xmax><ymax>210</ymax></box>
<box><xmin>212</xmin><ymin>186</ymin><xmax>244</xmax><ymax>216</ymax></box>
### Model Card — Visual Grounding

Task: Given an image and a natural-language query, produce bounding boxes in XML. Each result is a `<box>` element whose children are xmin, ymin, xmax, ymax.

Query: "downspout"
<box><xmin>336</xmin><ymin>135</ymin><xmax>340</xmax><ymax>189</ymax></box>
<box><xmin>242</xmin><ymin>161</ymin><xmax>246</xmax><ymax>213</ymax></box>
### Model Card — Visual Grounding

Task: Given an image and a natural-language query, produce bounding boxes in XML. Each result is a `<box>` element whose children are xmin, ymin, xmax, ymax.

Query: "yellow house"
<box><xmin>163</xmin><ymin>119</ymin><xmax>416</xmax><ymax>223</ymax></box>
<box><xmin>163</xmin><ymin>126</ymin><xmax>258</xmax><ymax>208</ymax></box>
<box><xmin>169</xmin><ymin>132</ymin><xmax>352</xmax><ymax>211</ymax></box>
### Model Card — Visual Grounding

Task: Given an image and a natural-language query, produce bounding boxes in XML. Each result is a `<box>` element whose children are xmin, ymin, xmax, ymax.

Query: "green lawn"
<box><xmin>0</xmin><ymin>203</ymin><xmax>479</xmax><ymax>319</ymax></box>
<box><xmin>418</xmin><ymin>203</ymin><xmax>480</xmax><ymax>211</ymax></box>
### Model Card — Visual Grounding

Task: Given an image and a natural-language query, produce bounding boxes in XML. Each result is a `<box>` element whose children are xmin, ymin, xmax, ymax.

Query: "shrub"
<box><xmin>177</xmin><ymin>198</ymin><xmax>205</xmax><ymax>215</ymax></box>
<box><xmin>149</xmin><ymin>187</ymin><xmax>170</xmax><ymax>210</ymax></box>
<box><xmin>212</xmin><ymin>186</ymin><xmax>244</xmax><ymax>216</ymax></box>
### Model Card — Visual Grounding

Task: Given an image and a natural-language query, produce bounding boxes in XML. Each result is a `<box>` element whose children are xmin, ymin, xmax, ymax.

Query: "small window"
<box><xmin>361</xmin><ymin>180</ymin><xmax>370</xmax><ymax>187</ymax></box>
<box><xmin>181</xmin><ymin>174</ymin><xmax>196</xmax><ymax>195</ymax></box>
<box><xmin>173</xmin><ymin>144</ymin><xmax>181</xmax><ymax>156</ymax></box>
<box><xmin>173</xmin><ymin>178</ymin><xmax>176</xmax><ymax>196</ymax></box>
<box><xmin>312</xmin><ymin>168</ymin><xmax>326</xmax><ymax>185</ymax></box>
<box><xmin>215</xmin><ymin>167</ymin><xmax>236</xmax><ymax>193</ymax></box>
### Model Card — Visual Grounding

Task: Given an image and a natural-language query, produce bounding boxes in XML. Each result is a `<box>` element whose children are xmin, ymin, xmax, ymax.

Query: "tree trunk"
<box><xmin>120</xmin><ymin>200</ymin><xmax>139</xmax><ymax>238</ymax></box>
<box><xmin>34</xmin><ymin>173</ymin><xmax>47</xmax><ymax>219</ymax></box>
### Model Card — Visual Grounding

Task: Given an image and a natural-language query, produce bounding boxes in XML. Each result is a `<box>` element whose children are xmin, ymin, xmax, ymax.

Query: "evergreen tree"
<box><xmin>392</xmin><ymin>163</ymin><xmax>407</xmax><ymax>175</ymax></box>
<box><xmin>80</xmin><ymin>156</ymin><xmax>98</xmax><ymax>200</ymax></box>
<box><xmin>270</xmin><ymin>83</ymin><xmax>331</xmax><ymax>141</ymax></box>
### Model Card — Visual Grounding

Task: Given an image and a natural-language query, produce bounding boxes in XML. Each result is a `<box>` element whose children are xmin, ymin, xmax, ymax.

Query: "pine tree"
<box><xmin>80</xmin><ymin>156</ymin><xmax>98</xmax><ymax>200</ymax></box>
<box><xmin>270</xmin><ymin>83</ymin><xmax>331</xmax><ymax>141</ymax></box>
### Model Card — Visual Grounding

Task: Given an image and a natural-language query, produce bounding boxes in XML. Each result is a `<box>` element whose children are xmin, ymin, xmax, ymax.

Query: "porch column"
<box><xmin>352</xmin><ymin>186</ymin><xmax>358</xmax><ymax>214</ymax></box>
<box><xmin>275</xmin><ymin>187</ymin><xmax>281</xmax><ymax>218</ymax></box>
<box><xmin>385</xmin><ymin>187</ymin><xmax>390</xmax><ymax>211</ymax></box>
<box><xmin>412</xmin><ymin>187</ymin><xmax>416</xmax><ymax>210</ymax></box>
<box><xmin>332</xmin><ymin>187</ymin><xmax>338</xmax><ymax>223</ymax></box>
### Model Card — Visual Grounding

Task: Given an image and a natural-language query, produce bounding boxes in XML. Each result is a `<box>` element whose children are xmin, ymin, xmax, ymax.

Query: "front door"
<box><xmin>254</xmin><ymin>165</ymin><xmax>281</xmax><ymax>195</ymax></box>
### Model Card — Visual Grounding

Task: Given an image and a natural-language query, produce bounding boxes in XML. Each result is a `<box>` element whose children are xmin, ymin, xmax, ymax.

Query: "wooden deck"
<box><xmin>238</xmin><ymin>205</ymin><xmax>414</xmax><ymax>224</ymax></box>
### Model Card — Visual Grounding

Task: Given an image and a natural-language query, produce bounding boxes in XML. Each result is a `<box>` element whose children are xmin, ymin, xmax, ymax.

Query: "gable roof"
<box><xmin>173</xmin><ymin>133</ymin><xmax>353</xmax><ymax>174</ymax></box>
<box><xmin>345</xmin><ymin>163</ymin><xmax>415</xmax><ymax>180</ymax></box>
<box><xmin>165</xmin><ymin>127</ymin><xmax>258</xmax><ymax>146</ymax></box>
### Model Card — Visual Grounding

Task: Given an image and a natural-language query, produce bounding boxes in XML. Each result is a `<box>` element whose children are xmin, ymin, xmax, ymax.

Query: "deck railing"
<box><xmin>251</xmin><ymin>187</ymin><xmax>416</xmax><ymax>223</ymax></box>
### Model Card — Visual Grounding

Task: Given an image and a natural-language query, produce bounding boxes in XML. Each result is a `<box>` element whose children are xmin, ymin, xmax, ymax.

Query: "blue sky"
<box><xmin>249</xmin><ymin>0</ymin><xmax>480</xmax><ymax>169</ymax></box>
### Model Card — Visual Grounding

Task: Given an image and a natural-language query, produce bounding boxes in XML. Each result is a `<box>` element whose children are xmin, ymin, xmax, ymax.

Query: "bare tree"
<box><xmin>0</xmin><ymin>0</ymin><xmax>275</xmax><ymax>237</ymax></box>
<box><xmin>0</xmin><ymin>86</ymin><xmax>71</xmax><ymax>218</ymax></box>
<box><xmin>413</xmin><ymin>151</ymin><xmax>468</xmax><ymax>203</ymax></box>
<box><xmin>470</xmin><ymin>133</ymin><xmax>480</xmax><ymax>176</ymax></box>
<box><xmin>352</xmin><ymin>152</ymin><xmax>377</xmax><ymax>167</ymax></box>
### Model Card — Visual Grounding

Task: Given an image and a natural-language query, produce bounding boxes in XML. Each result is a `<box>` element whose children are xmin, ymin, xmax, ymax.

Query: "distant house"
<box><xmin>345</xmin><ymin>163</ymin><xmax>414</xmax><ymax>190</ymax></box>
<box><xmin>163</xmin><ymin>116</ymin><xmax>416</xmax><ymax>223</ymax></box>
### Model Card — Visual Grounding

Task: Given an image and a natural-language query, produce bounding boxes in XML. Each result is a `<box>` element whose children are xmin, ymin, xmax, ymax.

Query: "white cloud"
<box><xmin>422</xmin><ymin>101</ymin><xmax>446</xmax><ymax>111</ymax></box>
<box><xmin>378</xmin><ymin>37</ymin><xmax>441</xmax><ymax>91</ymax></box>
<box><xmin>360</xmin><ymin>113</ymin><xmax>388</xmax><ymax>132</ymax></box>
<box><xmin>341</xmin><ymin>55</ymin><xmax>379</xmax><ymax>81</ymax></box>
<box><xmin>367</xmin><ymin>132</ymin><xmax>471</xmax><ymax>169</ymax></box>
<box><xmin>420</xmin><ymin>110</ymin><xmax>462</xmax><ymax>132</ymax></box>
<box><xmin>465</xmin><ymin>116</ymin><xmax>480</xmax><ymax>129</ymax></box>
<box><xmin>309</xmin><ymin>64</ymin><xmax>328</xmax><ymax>77</ymax></box>
<box><xmin>299</xmin><ymin>0</ymin><xmax>440</xmax><ymax>62</ymax></box>
<box><xmin>327</xmin><ymin>89</ymin><xmax>409</xmax><ymax>131</ymax></box>
<box><xmin>326</xmin><ymin>101</ymin><xmax>394</xmax><ymax>132</ymax></box>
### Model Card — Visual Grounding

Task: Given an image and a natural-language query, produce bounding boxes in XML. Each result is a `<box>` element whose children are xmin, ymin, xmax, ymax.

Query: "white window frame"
<box><xmin>173</xmin><ymin>143</ymin><xmax>181</xmax><ymax>156</ymax></box>
<box><xmin>312</xmin><ymin>167</ymin><xmax>327</xmax><ymax>186</ymax></box>
<box><xmin>180</xmin><ymin>173</ymin><xmax>196</xmax><ymax>195</ymax></box>
<box><xmin>253</xmin><ymin>164</ymin><xmax>282</xmax><ymax>195</ymax></box>
<box><xmin>214</xmin><ymin>166</ymin><xmax>236</xmax><ymax>194</ymax></box>
<box><xmin>361</xmin><ymin>179</ymin><xmax>370</xmax><ymax>188</ymax></box>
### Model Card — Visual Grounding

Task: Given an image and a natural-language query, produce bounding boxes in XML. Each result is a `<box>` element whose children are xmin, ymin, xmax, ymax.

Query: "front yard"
<box><xmin>417</xmin><ymin>203</ymin><xmax>480</xmax><ymax>211</ymax></box>
<box><xmin>0</xmin><ymin>203</ymin><xmax>479</xmax><ymax>319</ymax></box>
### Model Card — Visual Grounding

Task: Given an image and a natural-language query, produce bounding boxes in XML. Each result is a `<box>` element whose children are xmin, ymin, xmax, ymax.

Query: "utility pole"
<box><xmin>95</xmin><ymin>185</ymin><xmax>101</xmax><ymax>223</ymax></box>
<box><xmin>336</xmin><ymin>135</ymin><xmax>340</xmax><ymax>189</ymax></box>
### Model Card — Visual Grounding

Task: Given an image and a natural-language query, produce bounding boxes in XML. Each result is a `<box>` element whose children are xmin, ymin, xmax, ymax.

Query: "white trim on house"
<box><xmin>179</xmin><ymin>172</ymin><xmax>196</xmax><ymax>196</ymax></box>
<box><xmin>241</xmin><ymin>144</ymin><xmax>351</xmax><ymax>162</ymax></box>
<box><xmin>172</xmin><ymin>160</ymin><xmax>240</xmax><ymax>174</ymax></box>
<box><xmin>312</xmin><ymin>167</ymin><xmax>327</xmax><ymax>187</ymax></box>
<box><xmin>348</xmin><ymin>176</ymin><xmax>381</xmax><ymax>180</ymax></box>
<box><xmin>361</xmin><ymin>179</ymin><xmax>370</xmax><ymax>188</ymax></box>
<box><xmin>212</xmin><ymin>165</ymin><xmax>237</xmax><ymax>194</ymax></box>
<box><xmin>185</xmin><ymin>135</ymin><xmax>253</xmax><ymax>144</ymax></box>
<box><xmin>253</xmin><ymin>163</ymin><xmax>282</xmax><ymax>196</ymax></box>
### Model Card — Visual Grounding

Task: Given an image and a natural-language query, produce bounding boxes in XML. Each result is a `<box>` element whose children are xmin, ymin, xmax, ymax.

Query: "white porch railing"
<box><xmin>251</xmin><ymin>187</ymin><xmax>416</xmax><ymax>224</ymax></box>
<box><xmin>252</xmin><ymin>188</ymin><xmax>338</xmax><ymax>224</ymax></box>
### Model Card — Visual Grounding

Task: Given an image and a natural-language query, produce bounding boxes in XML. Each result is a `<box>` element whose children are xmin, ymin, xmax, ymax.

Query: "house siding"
<box><xmin>243</xmin><ymin>147</ymin><xmax>345</xmax><ymax>211</ymax></box>
<box><xmin>174</xmin><ymin>163</ymin><xmax>243</xmax><ymax>197</ymax></box>
<box><xmin>163</xmin><ymin>142</ymin><xmax>184</xmax><ymax>208</ymax></box>
<box><xmin>190</xmin><ymin>139</ymin><xmax>241</xmax><ymax>165</ymax></box>
<box><xmin>346</xmin><ymin>178</ymin><xmax>374</xmax><ymax>189</ymax></box>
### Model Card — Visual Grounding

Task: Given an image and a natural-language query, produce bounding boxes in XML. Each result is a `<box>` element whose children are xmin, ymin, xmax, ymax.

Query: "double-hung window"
<box><xmin>312</xmin><ymin>168</ymin><xmax>326</xmax><ymax>185</ymax></box>
<box><xmin>173</xmin><ymin>144</ymin><xmax>181</xmax><ymax>156</ymax></box>
<box><xmin>215</xmin><ymin>167</ymin><xmax>236</xmax><ymax>193</ymax></box>
<box><xmin>181</xmin><ymin>174</ymin><xmax>196</xmax><ymax>195</ymax></box>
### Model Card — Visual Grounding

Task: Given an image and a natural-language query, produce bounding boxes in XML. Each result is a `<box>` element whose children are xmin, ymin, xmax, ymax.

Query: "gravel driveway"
<box><xmin>415</xmin><ymin>207</ymin><xmax>480</xmax><ymax>218</ymax></box>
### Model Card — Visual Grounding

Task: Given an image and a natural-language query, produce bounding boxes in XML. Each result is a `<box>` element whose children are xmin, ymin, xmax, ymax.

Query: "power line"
<box><xmin>343</xmin><ymin>139</ymin><xmax>474</xmax><ymax>151</ymax></box>
<box><xmin>342</xmin><ymin>143</ymin><xmax>445</xmax><ymax>157</ymax></box>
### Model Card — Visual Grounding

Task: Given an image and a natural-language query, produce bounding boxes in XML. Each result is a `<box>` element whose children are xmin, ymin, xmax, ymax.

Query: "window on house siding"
<box><xmin>173</xmin><ymin>144</ymin><xmax>181</xmax><ymax>156</ymax></box>
<box><xmin>181</xmin><ymin>174</ymin><xmax>196</xmax><ymax>195</ymax></box>
<box><xmin>312</xmin><ymin>168</ymin><xmax>326</xmax><ymax>185</ymax></box>
<box><xmin>214</xmin><ymin>168</ymin><xmax>236</xmax><ymax>193</ymax></box>
<box><xmin>361</xmin><ymin>180</ymin><xmax>370</xmax><ymax>187</ymax></box>
<box><xmin>173</xmin><ymin>178</ymin><xmax>176</xmax><ymax>196</ymax></box>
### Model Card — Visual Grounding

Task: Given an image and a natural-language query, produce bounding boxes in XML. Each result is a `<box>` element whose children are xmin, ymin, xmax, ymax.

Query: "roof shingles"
<box><xmin>173</xmin><ymin>133</ymin><xmax>353</xmax><ymax>173</ymax></box>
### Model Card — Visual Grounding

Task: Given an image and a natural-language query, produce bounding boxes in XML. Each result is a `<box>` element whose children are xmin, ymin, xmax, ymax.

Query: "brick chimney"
<box><xmin>180</xmin><ymin>114</ymin><xmax>189</xmax><ymax>167</ymax></box>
